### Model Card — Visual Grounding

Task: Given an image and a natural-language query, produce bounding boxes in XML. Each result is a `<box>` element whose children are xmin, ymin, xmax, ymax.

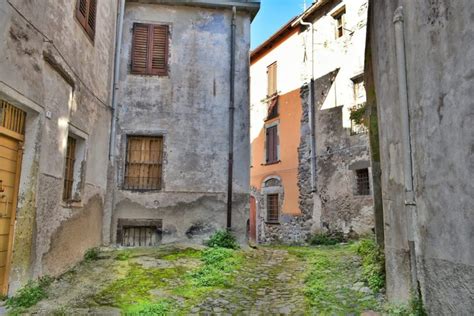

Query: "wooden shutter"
<box><xmin>131</xmin><ymin>24</ymin><xmax>169</xmax><ymax>75</ymax></box>
<box><xmin>76</xmin><ymin>0</ymin><xmax>96</xmax><ymax>40</ymax></box>
<box><xmin>267</xmin><ymin>62</ymin><xmax>277</xmax><ymax>96</ymax></box>
<box><xmin>151</xmin><ymin>25</ymin><xmax>168</xmax><ymax>75</ymax></box>
<box><xmin>124</xmin><ymin>136</ymin><xmax>163</xmax><ymax>190</ymax></box>
<box><xmin>266</xmin><ymin>126</ymin><xmax>278</xmax><ymax>163</ymax></box>
<box><xmin>131</xmin><ymin>24</ymin><xmax>149</xmax><ymax>74</ymax></box>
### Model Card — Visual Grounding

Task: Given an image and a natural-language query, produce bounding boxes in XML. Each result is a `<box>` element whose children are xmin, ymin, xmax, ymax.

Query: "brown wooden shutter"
<box><xmin>86</xmin><ymin>0</ymin><xmax>97</xmax><ymax>40</ymax></box>
<box><xmin>267</xmin><ymin>62</ymin><xmax>277</xmax><ymax>96</ymax></box>
<box><xmin>131</xmin><ymin>24</ymin><xmax>169</xmax><ymax>75</ymax></box>
<box><xmin>151</xmin><ymin>25</ymin><xmax>168</xmax><ymax>75</ymax></box>
<box><xmin>131</xmin><ymin>24</ymin><xmax>149</xmax><ymax>74</ymax></box>
<box><xmin>266</xmin><ymin>126</ymin><xmax>278</xmax><ymax>163</ymax></box>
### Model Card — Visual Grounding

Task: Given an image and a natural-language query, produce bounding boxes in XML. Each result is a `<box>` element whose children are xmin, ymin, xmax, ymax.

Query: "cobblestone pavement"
<box><xmin>190</xmin><ymin>248</ymin><xmax>308</xmax><ymax>315</ymax></box>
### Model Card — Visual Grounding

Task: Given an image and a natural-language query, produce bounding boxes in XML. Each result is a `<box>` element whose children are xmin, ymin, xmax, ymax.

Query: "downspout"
<box><xmin>297</xmin><ymin>18</ymin><xmax>317</xmax><ymax>192</ymax></box>
<box><xmin>226</xmin><ymin>6</ymin><xmax>236</xmax><ymax>229</ymax></box>
<box><xmin>109</xmin><ymin>0</ymin><xmax>125</xmax><ymax>163</ymax></box>
<box><xmin>393</xmin><ymin>6</ymin><xmax>418</xmax><ymax>291</ymax></box>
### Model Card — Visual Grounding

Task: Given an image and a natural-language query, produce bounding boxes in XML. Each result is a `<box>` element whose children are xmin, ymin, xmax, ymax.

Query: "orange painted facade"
<box><xmin>250</xmin><ymin>87</ymin><xmax>302</xmax><ymax>215</ymax></box>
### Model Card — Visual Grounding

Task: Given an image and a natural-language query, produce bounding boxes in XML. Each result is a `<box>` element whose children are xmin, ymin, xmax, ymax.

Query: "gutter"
<box><xmin>226</xmin><ymin>6</ymin><xmax>236</xmax><ymax>229</ymax></box>
<box><xmin>108</xmin><ymin>0</ymin><xmax>125</xmax><ymax>163</ymax></box>
<box><xmin>393</xmin><ymin>6</ymin><xmax>418</xmax><ymax>291</ymax></box>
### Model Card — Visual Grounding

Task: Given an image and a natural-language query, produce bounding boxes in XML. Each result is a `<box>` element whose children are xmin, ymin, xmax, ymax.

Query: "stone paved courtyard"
<box><xmin>7</xmin><ymin>243</ymin><xmax>384</xmax><ymax>315</ymax></box>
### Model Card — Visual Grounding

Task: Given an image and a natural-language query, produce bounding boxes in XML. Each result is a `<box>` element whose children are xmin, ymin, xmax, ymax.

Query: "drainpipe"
<box><xmin>109</xmin><ymin>0</ymin><xmax>125</xmax><ymax>163</ymax></box>
<box><xmin>297</xmin><ymin>18</ymin><xmax>317</xmax><ymax>192</ymax></box>
<box><xmin>226</xmin><ymin>6</ymin><xmax>236</xmax><ymax>229</ymax></box>
<box><xmin>393</xmin><ymin>6</ymin><xmax>418</xmax><ymax>291</ymax></box>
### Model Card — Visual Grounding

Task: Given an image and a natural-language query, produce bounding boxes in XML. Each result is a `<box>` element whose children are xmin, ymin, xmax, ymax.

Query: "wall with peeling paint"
<box><xmin>368</xmin><ymin>0</ymin><xmax>474</xmax><ymax>313</ymax></box>
<box><xmin>0</xmin><ymin>0</ymin><xmax>116</xmax><ymax>294</ymax></box>
<box><xmin>110</xmin><ymin>3</ymin><xmax>252</xmax><ymax>244</ymax></box>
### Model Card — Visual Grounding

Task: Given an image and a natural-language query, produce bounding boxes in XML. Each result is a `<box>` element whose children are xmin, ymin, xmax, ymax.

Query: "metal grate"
<box><xmin>0</xmin><ymin>100</ymin><xmax>26</xmax><ymax>135</ymax></box>
<box><xmin>267</xmin><ymin>194</ymin><xmax>279</xmax><ymax>222</ymax></box>
<box><xmin>355</xmin><ymin>168</ymin><xmax>370</xmax><ymax>196</ymax></box>
<box><xmin>124</xmin><ymin>136</ymin><xmax>163</xmax><ymax>190</ymax></box>
<box><xmin>63</xmin><ymin>137</ymin><xmax>77</xmax><ymax>201</ymax></box>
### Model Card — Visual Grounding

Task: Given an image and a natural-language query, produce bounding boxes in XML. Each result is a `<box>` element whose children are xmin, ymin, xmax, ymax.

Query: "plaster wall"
<box><xmin>0</xmin><ymin>0</ymin><xmax>116</xmax><ymax>293</ymax></box>
<box><xmin>369</xmin><ymin>0</ymin><xmax>474</xmax><ymax>313</ymax></box>
<box><xmin>112</xmin><ymin>3</ymin><xmax>251</xmax><ymax>244</ymax></box>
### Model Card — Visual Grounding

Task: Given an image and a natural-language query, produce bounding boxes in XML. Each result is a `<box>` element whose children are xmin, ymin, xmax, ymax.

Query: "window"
<box><xmin>63</xmin><ymin>134</ymin><xmax>87</xmax><ymax>203</ymax></box>
<box><xmin>267</xmin><ymin>62</ymin><xmax>277</xmax><ymax>96</ymax></box>
<box><xmin>265</xmin><ymin>125</ymin><xmax>278</xmax><ymax>164</ymax></box>
<box><xmin>124</xmin><ymin>136</ymin><xmax>163</xmax><ymax>190</ymax></box>
<box><xmin>355</xmin><ymin>168</ymin><xmax>370</xmax><ymax>195</ymax></box>
<box><xmin>352</xmin><ymin>75</ymin><xmax>365</xmax><ymax>103</ymax></box>
<box><xmin>131</xmin><ymin>23</ymin><xmax>169</xmax><ymax>76</ymax></box>
<box><xmin>267</xmin><ymin>194</ymin><xmax>279</xmax><ymax>222</ymax></box>
<box><xmin>76</xmin><ymin>0</ymin><xmax>97</xmax><ymax>40</ymax></box>
<box><xmin>333</xmin><ymin>7</ymin><xmax>346</xmax><ymax>38</ymax></box>
<box><xmin>266</xmin><ymin>97</ymin><xmax>279</xmax><ymax>120</ymax></box>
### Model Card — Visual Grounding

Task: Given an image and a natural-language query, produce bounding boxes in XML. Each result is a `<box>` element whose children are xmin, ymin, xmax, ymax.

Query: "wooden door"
<box><xmin>0</xmin><ymin>100</ymin><xmax>26</xmax><ymax>294</ymax></box>
<box><xmin>249</xmin><ymin>196</ymin><xmax>257</xmax><ymax>243</ymax></box>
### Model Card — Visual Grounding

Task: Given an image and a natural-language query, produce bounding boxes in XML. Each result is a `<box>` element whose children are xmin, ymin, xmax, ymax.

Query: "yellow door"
<box><xmin>0</xmin><ymin>100</ymin><xmax>26</xmax><ymax>294</ymax></box>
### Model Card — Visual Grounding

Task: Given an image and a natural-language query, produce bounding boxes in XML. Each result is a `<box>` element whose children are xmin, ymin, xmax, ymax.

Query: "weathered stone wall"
<box><xmin>0</xmin><ymin>0</ymin><xmax>116</xmax><ymax>293</ymax></box>
<box><xmin>111</xmin><ymin>3</ymin><xmax>252</xmax><ymax>244</ymax></box>
<box><xmin>368</xmin><ymin>0</ymin><xmax>474</xmax><ymax>313</ymax></box>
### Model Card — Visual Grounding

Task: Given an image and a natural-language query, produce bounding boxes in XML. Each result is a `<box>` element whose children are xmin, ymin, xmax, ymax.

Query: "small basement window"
<box><xmin>117</xmin><ymin>219</ymin><xmax>162</xmax><ymax>247</ymax></box>
<box><xmin>355</xmin><ymin>168</ymin><xmax>370</xmax><ymax>196</ymax></box>
<box><xmin>267</xmin><ymin>194</ymin><xmax>279</xmax><ymax>223</ymax></box>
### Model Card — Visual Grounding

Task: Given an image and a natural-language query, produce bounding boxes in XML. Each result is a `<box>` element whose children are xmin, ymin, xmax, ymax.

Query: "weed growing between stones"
<box><xmin>6</xmin><ymin>276</ymin><xmax>53</xmax><ymax>314</ymax></box>
<box><xmin>352</xmin><ymin>237</ymin><xmax>385</xmax><ymax>292</ymax></box>
<box><xmin>206</xmin><ymin>230</ymin><xmax>240</xmax><ymax>249</ymax></box>
<box><xmin>83</xmin><ymin>247</ymin><xmax>100</xmax><ymax>262</ymax></box>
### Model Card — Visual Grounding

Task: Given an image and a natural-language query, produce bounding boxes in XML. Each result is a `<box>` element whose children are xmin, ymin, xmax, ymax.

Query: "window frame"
<box><xmin>131</xmin><ymin>23</ymin><xmax>169</xmax><ymax>76</ymax></box>
<box><xmin>123</xmin><ymin>135</ymin><xmax>164</xmax><ymax>191</ymax></box>
<box><xmin>332</xmin><ymin>7</ymin><xmax>346</xmax><ymax>39</ymax></box>
<box><xmin>75</xmin><ymin>0</ymin><xmax>97</xmax><ymax>41</ymax></box>
<box><xmin>265</xmin><ymin>123</ymin><xmax>279</xmax><ymax>165</ymax></box>
<box><xmin>355</xmin><ymin>168</ymin><xmax>371</xmax><ymax>196</ymax></box>
<box><xmin>267</xmin><ymin>62</ymin><xmax>277</xmax><ymax>97</ymax></box>
<box><xmin>266</xmin><ymin>193</ymin><xmax>280</xmax><ymax>223</ymax></box>
<box><xmin>62</xmin><ymin>129</ymin><xmax>88</xmax><ymax>205</ymax></box>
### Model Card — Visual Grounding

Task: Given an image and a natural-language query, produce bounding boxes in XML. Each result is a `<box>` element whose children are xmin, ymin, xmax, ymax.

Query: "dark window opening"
<box><xmin>124</xmin><ymin>136</ymin><xmax>163</xmax><ymax>190</ymax></box>
<box><xmin>355</xmin><ymin>168</ymin><xmax>370</xmax><ymax>195</ymax></box>
<box><xmin>267</xmin><ymin>194</ymin><xmax>279</xmax><ymax>222</ymax></box>
<box><xmin>333</xmin><ymin>8</ymin><xmax>346</xmax><ymax>38</ymax></box>
<box><xmin>131</xmin><ymin>23</ymin><xmax>169</xmax><ymax>76</ymax></box>
<box><xmin>266</xmin><ymin>97</ymin><xmax>279</xmax><ymax>120</ymax></box>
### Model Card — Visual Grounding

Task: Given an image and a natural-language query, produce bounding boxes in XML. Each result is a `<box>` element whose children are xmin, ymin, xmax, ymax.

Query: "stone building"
<box><xmin>0</xmin><ymin>0</ymin><xmax>117</xmax><ymax>294</ymax></box>
<box><xmin>107</xmin><ymin>0</ymin><xmax>259</xmax><ymax>246</ymax></box>
<box><xmin>250</xmin><ymin>0</ymin><xmax>374</xmax><ymax>244</ymax></box>
<box><xmin>0</xmin><ymin>0</ymin><xmax>259</xmax><ymax>295</ymax></box>
<box><xmin>366</xmin><ymin>0</ymin><xmax>474</xmax><ymax>314</ymax></box>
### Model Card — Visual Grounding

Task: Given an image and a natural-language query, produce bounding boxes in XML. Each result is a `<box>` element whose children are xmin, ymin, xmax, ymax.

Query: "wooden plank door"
<box><xmin>249</xmin><ymin>196</ymin><xmax>257</xmax><ymax>243</ymax></box>
<box><xmin>0</xmin><ymin>134</ymin><xmax>23</xmax><ymax>295</ymax></box>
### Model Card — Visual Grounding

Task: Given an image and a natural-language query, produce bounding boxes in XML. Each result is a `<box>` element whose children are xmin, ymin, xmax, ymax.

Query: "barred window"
<box><xmin>355</xmin><ymin>168</ymin><xmax>370</xmax><ymax>196</ymax></box>
<box><xmin>63</xmin><ymin>137</ymin><xmax>77</xmax><ymax>201</ymax></box>
<box><xmin>124</xmin><ymin>136</ymin><xmax>163</xmax><ymax>190</ymax></box>
<box><xmin>267</xmin><ymin>194</ymin><xmax>279</xmax><ymax>222</ymax></box>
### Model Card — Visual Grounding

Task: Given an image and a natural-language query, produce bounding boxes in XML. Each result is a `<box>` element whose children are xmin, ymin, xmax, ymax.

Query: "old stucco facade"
<box><xmin>0</xmin><ymin>0</ymin><xmax>258</xmax><ymax>295</ymax></box>
<box><xmin>0</xmin><ymin>0</ymin><xmax>117</xmax><ymax>294</ymax></box>
<box><xmin>367</xmin><ymin>0</ymin><xmax>474</xmax><ymax>314</ymax></box>
<box><xmin>107</xmin><ymin>1</ymin><xmax>257</xmax><ymax>246</ymax></box>
<box><xmin>250</xmin><ymin>0</ymin><xmax>374</xmax><ymax>244</ymax></box>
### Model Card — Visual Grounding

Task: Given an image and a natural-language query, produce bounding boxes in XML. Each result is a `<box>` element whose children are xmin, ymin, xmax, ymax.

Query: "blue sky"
<box><xmin>251</xmin><ymin>0</ymin><xmax>305</xmax><ymax>49</ymax></box>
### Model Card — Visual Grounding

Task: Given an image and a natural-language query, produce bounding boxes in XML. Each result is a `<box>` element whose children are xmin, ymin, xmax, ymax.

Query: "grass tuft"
<box><xmin>6</xmin><ymin>276</ymin><xmax>53</xmax><ymax>313</ymax></box>
<box><xmin>353</xmin><ymin>237</ymin><xmax>385</xmax><ymax>292</ymax></box>
<box><xmin>206</xmin><ymin>230</ymin><xmax>239</xmax><ymax>249</ymax></box>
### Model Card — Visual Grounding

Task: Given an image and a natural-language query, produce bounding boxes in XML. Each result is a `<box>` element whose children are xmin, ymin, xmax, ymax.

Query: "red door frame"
<box><xmin>249</xmin><ymin>196</ymin><xmax>257</xmax><ymax>242</ymax></box>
